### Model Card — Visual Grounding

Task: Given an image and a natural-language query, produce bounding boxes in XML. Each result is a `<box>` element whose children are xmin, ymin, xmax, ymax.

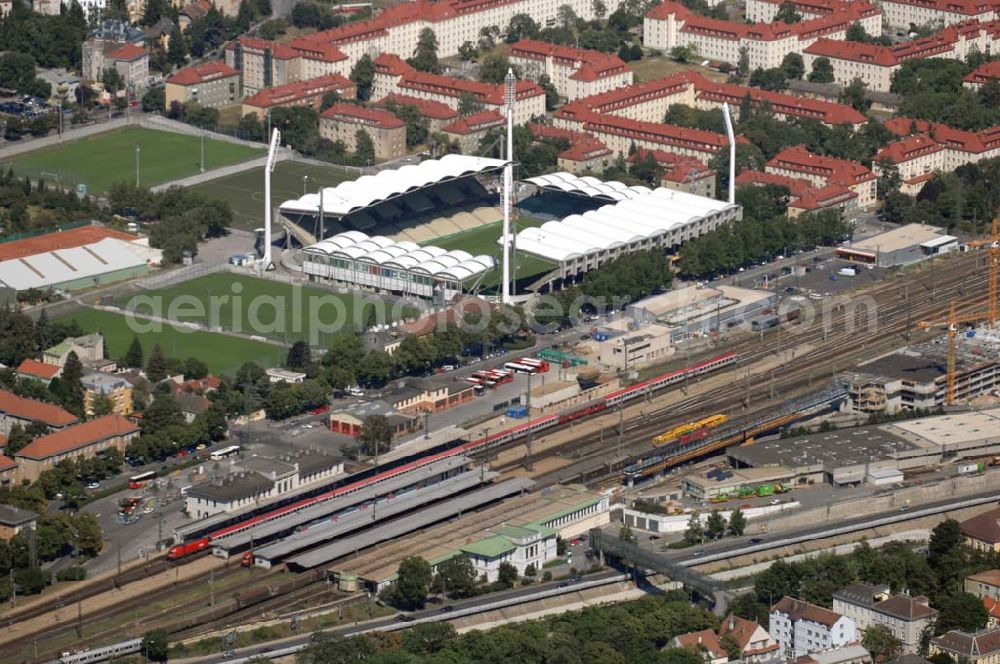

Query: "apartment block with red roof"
<box><xmin>107</xmin><ymin>43</ymin><xmax>150</xmax><ymax>89</ymax></box>
<box><xmin>746</xmin><ymin>0</ymin><xmax>848</xmax><ymax>23</ymax></box>
<box><xmin>643</xmin><ymin>0</ymin><xmax>883</xmax><ymax>72</ymax></box>
<box><xmin>766</xmin><ymin>145</ymin><xmax>877</xmax><ymax>208</ymax></box>
<box><xmin>736</xmin><ymin>170</ymin><xmax>859</xmax><ymax>218</ymax></box>
<box><xmin>628</xmin><ymin>148</ymin><xmax>717</xmax><ymax>197</ymax></box>
<box><xmin>371</xmin><ymin>54</ymin><xmax>546</xmax><ymax>126</ymax></box>
<box><xmin>225</xmin><ymin>38</ymin><xmax>318</xmax><ymax>97</ymax></box>
<box><xmin>0</xmin><ymin>454</ymin><xmax>17</xmax><ymax>488</ymax></box>
<box><xmin>165</xmin><ymin>62</ymin><xmax>240</xmax><ymax>109</ymax></box>
<box><xmin>319</xmin><ymin>104</ymin><xmax>406</xmax><ymax>161</ymax></box>
<box><xmin>241</xmin><ymin>74</ymin><xmax>357</xmax><ymax>120</ymax></box>
<box><xmin>15</xmin><ymin>359</ymin><xmax>61</xmax><ymax>385</ymax></box>
<box><xmin>966</xmin><ymin>60</ymin><xmax>1000</xmax><ymax>89</ymax></box>
<box><xmin>874</xmin><ymin>133</ymin><xmax>946</xmax><ymax>194</ymax></box>
<box><xmin>14</xmin><ymin>415</ymin><xmax>139</xmax><ymax>483</ymax></box>
<box><xmin>874</xmin><ymin>121</ymin><xmax>1000</xmax><ymax>193</ymax></box>
<box><xmin>441</xmin><ymin>110</ymin><xmax>506</xmax><ymax>154</ymax></box>
<box><xmin>527</xmin><ymin>124</ymin><xmax>614</xmax><ymax>174</ymax></box>
<box><xmin>373</xmin><ymin>94</ymin><xmax>459</xmax><ymax>133</ymax></box>
<box><xmin>508</xmin><ymin>39</ymin><xmax>633</xmax><ymax>102</ymax></box>
<box><xmin>878</xmin><ymin>0</ymin><xmax>999</xmax><ymax>31</ymax></box>
<box><xmin>0</xmin><ymin>389</ymin><xmax>78</xmax><ymax>436</ymax></box>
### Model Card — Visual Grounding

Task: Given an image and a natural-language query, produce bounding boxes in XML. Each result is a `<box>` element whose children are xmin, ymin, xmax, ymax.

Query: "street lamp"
<box><xmin>200</xmin><ymin>132</ymin><xmax>205</xmax><ymax>173</ymax></box>
<box><xmin>303</xmin><ymin>174</ymin><xmax>309</xmax><ymax>195</ymax></box>
<box><xmin>135</xmin><ymin>144</ymin><xmax>140</xmax><ymax>186</ymax></box>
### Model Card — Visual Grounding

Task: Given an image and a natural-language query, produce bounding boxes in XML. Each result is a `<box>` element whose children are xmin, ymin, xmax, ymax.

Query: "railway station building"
<box><xmin>460</xmin><ymin>524</ymin><xmax>558</xmax><ymax>582</ymax></box>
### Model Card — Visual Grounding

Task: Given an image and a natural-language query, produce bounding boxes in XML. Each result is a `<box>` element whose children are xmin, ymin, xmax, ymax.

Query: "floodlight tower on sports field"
<box><xmin>262</xmin><ymin>127</ymin><xmax>281</xmax><ymax>271</ymax></box>
<box><xmin>722</xmin><ymin>102</ymin><xmax>736</xmax><ymax>204</ymax></box>
<box><xmin>501</xmin><ymin>68</ymin><xmax>516</xmax><ymax>305</ymax></box>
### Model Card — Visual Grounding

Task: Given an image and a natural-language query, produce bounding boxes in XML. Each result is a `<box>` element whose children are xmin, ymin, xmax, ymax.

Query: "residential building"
<box><xmin>81</xmin><ymin>373</ymin><xmax>133</xmax><ymax>416</ymax></box>
<box><xmin>371</xmin><ymin>54</ymin><xmax>545</xmax><ymax>126</ymax></box>
<box><xmin>224</xmin><ymin>38</ymin><xmax>312</xmax><ymax>97</ymax></box>
<box><xmin>787</xmin><ymin>79</ymin><xmax>902</xmax><ymax>113</ymax></box>
<box><xmin>379</xmin><ymin>378</ymin><xmax>474</xmax><ymax>415</ymax></box>
<box><xmin>166</xmin><ymin>62</ymin><xmax>240</xmax><ymax>109</ymax></box>
<box><xmin>796</xmin><ymin>644</ymin><xmax>873</xmax><ymax>664</ymax></box>
<box><xmin>508</xmin><ymin>39</ymin><xmax>633</xmax><ymax>101</ymax></box>
<box><xmin>878</xmin><ymin>0</ymin><xmax>999</xmax><ymax>31</ymax></box>
<box><xmin>987</xmin><ymin>597</ymin><xmax>1000</xmax><ymax>628</ymax></box>
<box><xmin>14</xmin><ymin>415</ymin><xmax>139</xmax><ymax>483</ymax></box>
<box><xmin>643</xmin><ymin>0</ymin><xmax>883</xmax><ymax>72</ymax></box>
<box><xmin>0</xmin><ymin>454</ymin><xmax>16</xmax><ymax>486</ymax></box>
<box><xmin>965</xmin><ymin>61</ymin><xmax>1000</xmax><ymax>89</ymax></box>
<box><xmin>265</xmin><ymin>368</ymin><xmax>307</xmax><ymax>384</ymax></box>
<box><xmin>967</xmin><ymin>570</ymin><xmax>1000</xmax><ymax>600</ymax></box>
<box><xmin>745</xmin><ymin>0</ymin><xmax>851</xmax><ymax>23</ymax></box>
<box><xmin>765</xmin><ymin>145</ymin><xmax>877</xmax><ymax>208</ymax></box>
<box><xmin>319</xmin><ymin>104</ymin><xmax>406</xmax><ymax>162</ymax></box>
<box><xmin>178</xmin><ymin>0</ymin><xmax>212</xmax><ymax>29</ymax></box>
<box><xmin>106</xmin><ymin>44</ymin><xmax>150</xmax><ymax>90</ymax></box>
<box><xmin>81</xmin><ymin>20</ymin><xmax>147</xmax><ymax>83</ymax></box>
<box><xmin>459</xmin><ymin>524</ymin><xmax>557</xmax><ymax>582</ymax></box>
<box><xmin>185</xmin><ymin>450</ymin><xmax>343</xmax><ymax>518</ymax></box>
<box><xmin>873</xmin><ymin>133</ymin><xmax>946</xmax><ymax>195</ymax></box>
<box><xmin>718</xmin><ymin>613</ymin><xmax>781</xmax><ymax>664</ymax></box>
<box><xmin>240</xmin><ymin>74</ymin><xmax>356</xmax><ymax>120</ymax></box>
<box><xmin>627</xmin><ymin>148</ymin><xmax>716</xmax><ymax>198</ymax></box>
<box><xmin>143</xmin><ymin>17</ymin><xmax>174</xmax><ymax>51</ymax></box>
<box><xmin>175</xmin><ymin>391</ymin><xmax>212</xmax><ymax>423</ymax></box>
<box><xmin>770</xmin><ymin>596</ymin><xmax>857</xmax><ymax>659</ymax></box>
<box><xmin>832</xmin><ymin>582</ymin><xmax>937</xmax><ymax>654</ymax></box>
<box><xmin>32</xmin><ymin>0</ymin><xmax>61</xmax><ymax>15</ymax></box>
<box><xmin>328</xmin><ymin>399</ymin><xmax>415</xmax><ymax>438</ymax></box>
<box><xmin>441</xmin><ymin>110</ymin><xmax>506</xmax><ymax>154</ymax></box>
<box><xmin>961</xmin><ymin>508</ymin><xmax>1000</xmax><ymax>553</ymax></box>
<box><xmin>0</xmin><ymin>505</ymin><xmax>36</xmax><ymax>541</ymax></box>
<box><xmin>877</xmin><ymin>119</ymin><xmax>1000</xmax><ymax>189</ymax></box>
<box><xmin>373</xmin><ymin>94</ymin><xmax>458</xmax><ymax>133</ymax></box>
<box><xmin>0</xmin><ymin>389</ymin><xmax>77</xmax><ymax>435</ymax></box>
<box><xmin>15</xmin><ymin>359</ymin><xmax>61</xmax><ymax>384</ymax></box>
<box><xmin>672</xmin><ymin>630</ymin><xmax>728</xmax><ymax>664</ymax></box>
<box><xmin>43</xmin><ymin>333</ymin><xmax>104</xmax><ymax>367</ymax></box>
<box><xmin>930</xmin><ymin>628</ymin><xmax>1000</xmax><ymax>664</ymax></box>
<box><xmin>528</xmin><ymin>123</ymin><xmax>613</xmax><ymax>174</ymax></box>
<box><xmin>741</xmin><ymin>166</ymin><xmax>861</xmax><ymax>219</ymax></box>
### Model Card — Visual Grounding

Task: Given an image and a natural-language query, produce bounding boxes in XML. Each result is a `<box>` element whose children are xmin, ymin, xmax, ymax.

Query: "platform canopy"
<box><xmin>280</xmin><ymin>154</ymin><xmax>507</xmax><ymax>218</ymax></box>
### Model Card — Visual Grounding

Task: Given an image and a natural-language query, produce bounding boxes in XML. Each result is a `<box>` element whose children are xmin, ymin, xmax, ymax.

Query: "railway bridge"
<box><xmin>588</xmin><ymin>529</ymin><xmax>730</xmax><ymax>615</ymax></box>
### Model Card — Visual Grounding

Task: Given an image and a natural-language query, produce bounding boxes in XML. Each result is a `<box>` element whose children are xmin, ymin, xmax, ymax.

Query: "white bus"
<box><xmin>210</xmin><ymin>445</ymin><xmax>241</xmax><ymax>461</ymax></box>
<box><xmin>504</xmin><ymin>362</ymin><xmax>535</xmax><ymax>374</ymax></box>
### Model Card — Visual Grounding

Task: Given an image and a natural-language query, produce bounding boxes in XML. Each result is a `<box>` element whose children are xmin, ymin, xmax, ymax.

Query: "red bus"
<box><xmin>519</xmin><ymin>358</ymin><xmax>549</xmax><ymax>373</ymax></box>
<box><xmin>128</xmin><ymin>471</ymin><xmax>156</xmax><ymax>489</ymax></box>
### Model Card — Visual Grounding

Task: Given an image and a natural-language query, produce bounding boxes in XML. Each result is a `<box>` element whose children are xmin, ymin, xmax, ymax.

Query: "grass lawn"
<box><xmin>120</xmin><ymin>273</ymin><xmax>412</xmax><ymax>347</ymax></box>
<box><xmin>6</xmin><ymin>127</ymin><xmax>262</xmax><ymax>194</ymax></box>
<box><xmin>55</xmin><ymin>308</ymin><xmax>283</xmax><ymax>376</ymax></box>
<box><xmin>628</xmin><ymin>56</ymin><xmax>729</xmax><ymax>83</ymax></box>
<box><xmin>188</xmin><ymin>160</ymin><xmax>356</xmax><ymax>230</ymax></box>
<box><xmin>429</xmin><ymin>218</ymin><xmax>555</xmax><ymax>292</ymax></box>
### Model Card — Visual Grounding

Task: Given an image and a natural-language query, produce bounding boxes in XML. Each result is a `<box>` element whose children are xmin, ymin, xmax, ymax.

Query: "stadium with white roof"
<box><xmin>516</xmin><ymin>173</ymin><xmax>741</xmax><ymax>282</ymax></box>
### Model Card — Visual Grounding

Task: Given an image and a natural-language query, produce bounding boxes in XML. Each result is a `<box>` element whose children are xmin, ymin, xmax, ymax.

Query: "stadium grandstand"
<box><xmin>278</xmin><ymin>155</ymin><xmax>507</xmax><ymax>245</ymax></box>
<box><xmin>302</xmin><ymin>231</ymin><xmax>494</xmax><ymax>300</ymax></box>
<box><xmin>514</xmin><ymin>173</ymin><xmax>742</xmax><ymax>281</ymax></box>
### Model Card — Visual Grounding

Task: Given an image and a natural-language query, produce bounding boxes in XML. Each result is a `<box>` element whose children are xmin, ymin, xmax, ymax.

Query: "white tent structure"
<box><xmin>514</xmin><ymin>174</ymin><xmax>741</xmax><ymax>280</ymax></box>
<box><xmin>0</xmin><ymin>238</ymin><xmax>153</xmax><ymax>291</ymax></box>
<box><xmin>303</xmin><ymin>231</ymin><xmax>495</xmax><ymax>300</ymax></box>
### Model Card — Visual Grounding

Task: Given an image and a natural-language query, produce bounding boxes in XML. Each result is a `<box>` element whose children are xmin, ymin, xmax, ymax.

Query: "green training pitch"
<box><xmin>119</xmin><ymin>273</ymin><xmax>412</xmax><ymax>347</ymax></box>
<box><xmin>188</xmin><ymin>160</ymin><xmax>356</xmax><ymax>230</ymax></box>
<box><xmin>55</xmin><ymin>308</ymin><xmax>283</xmax><ymax>377</ymax></box>
<box><xmin>429</xmin><ymin>218</ymin><xmax>554</xmax><ymax>292</ymax></box>
<box><xmin>7</xmin><ymin>127</ymin><xmax>262</xmax><ymax>195</ymax></box>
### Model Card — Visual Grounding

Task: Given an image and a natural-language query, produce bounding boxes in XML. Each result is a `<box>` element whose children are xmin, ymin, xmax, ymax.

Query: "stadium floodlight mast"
<box><xmin>501</xmin><ymin>68</ymin><xmax>516</xmax><ymax>305</ymax></box>
<box><xmin>262</xmin><ymin>127</ymin><xmax>282</xmax><ymax>271</ymax></box>
<box><xmin>722</xmin><ymin>102</ymin><xmax>736</xmax><ymax>205</ymax></box>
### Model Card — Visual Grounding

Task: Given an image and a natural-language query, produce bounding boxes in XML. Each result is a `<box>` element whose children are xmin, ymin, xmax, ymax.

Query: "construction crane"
<box><xmin>917</xmin><ymin>302</ymin><xmax>988</xmax><ymax>405</ymax></box>
<box><xmin>965</xmin><ymin>218</ymin><xmax>1000</xmax><ymax>325</ymax></box>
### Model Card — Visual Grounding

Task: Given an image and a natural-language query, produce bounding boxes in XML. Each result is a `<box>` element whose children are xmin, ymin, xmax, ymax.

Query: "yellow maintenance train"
<box><xmin>652</xmin><ymin>414</ymin><xmax>728</xmax><ymax>447</ymax></box>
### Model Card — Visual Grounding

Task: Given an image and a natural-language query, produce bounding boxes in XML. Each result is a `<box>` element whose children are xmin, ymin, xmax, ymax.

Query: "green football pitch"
<box><xmin>55</xmin><ymin>308</ymin><xmax>284</xmax><ymax>377</ymax></box>
<box><xmin>7</xmin><ymin>127</ymin><xmax>262</xmax><ymax>195</ymax></box>
<box><xmin>188</xmin><ymin>160</ymin><xmax>356</xmax><ymax>229</ymax></box>
<box><xmin>120</xmin><ymin>273</ymin><xmax>413</xmax><ymax>347</ymax></box>
<box><xmin>429</xmin><ymin>218</ymin><xmax>555</xmax><ymax>291</ymax></box>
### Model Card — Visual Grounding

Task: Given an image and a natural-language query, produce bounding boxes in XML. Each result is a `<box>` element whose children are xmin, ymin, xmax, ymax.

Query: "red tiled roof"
<box><xmin>374</xmin><ymin>94</ymin><xmax>458</xmax><ymax>120</ymax></box>
<box><xmin>16</xmin><ymin>415</ymin><xmax>138</xmax><ymax>460</ymax></box>
<box><xmin>509</xmin><ymin>39</ymin><xmax>628</xmax><ymax>81</ymax></box>
<box><xmin>771</xmin><ymin>596</ymin><xmax>845</xmax><ymax>627</ymax></box>
<box><xmin>804</xmin><ymin>38</ymin><xmax>898</xmax><ymax>66</ymax></box>
<box><xmin>242</xmin><ymin>74</ymin><xmax>355</xmax><ymax>109</ymax></box>
<box><xmin>789</xmin><ymin>183</ymin><xmax>858</xmax><ymax>210</ymax></box>
<box><xmin>968</xmin><ymin>570</ymin><xmax>1000</xmax><ymax>587</ymax></box>
<box><xmin>0</xmin><ymin>226</ymin><xmax>137</xmax><ymax>262</ymax></box>
<box><xmin>675</xmin><ymin>630</ymin><xmax>727</xmax><ymax>659</ymax></box>
<box><xmin>962</xmin><ymin>508</ymin><xmax>1000</xmax><ymax>544</ymax></box>
<box><xmin>884</xmin><ymin>117</ymin><xmax>933</xmax><ymax>136</ymax></box>
<box><xmin>225</xmin><ymin>37</ymin><xmax>301</xmax><ymax>60</ymax></box>
<box><xmin>768</xmin><ymin>145</ymin><xmax>876</xmax><ymax>186</ymax></box>
<box><xmin>875</xmin><ymin>133</ymin><xmax>945</xmax><ymax>163</ymax></box>
<box><xmin>372</xmin><ymin>53</ymin><xmax>415</xmax><ymax>77</ymax></box>
<box><xmin>965</xmin><ymin>61</ymin><xmax>1000</xmax><ymax>86</ymax></box>
<box><xmin>877</xmin><ymin>0</ymin><xmax>999</xmax><ymax>16</ymax></box>
<box><xmin>932</xmin><ymin>122</ymin><xmax>1000</xmax><ymax>154</ymax></box>
<box><xmin>0</xmin><ymin>390</ymin><xmax>77</xmax><ymax>427</ymax></box>
<box><xmin>696</xmin><ymin>78</ymin><xmax>866</xmax><ymax>125</ymax></box>
<box><xmin>181</xmin><ymin>0</ymin><xmax>211</xmax><ymax>19</ymax></box>
<box><xmin>0</xmin><ymin>453</ymin><xmax>15</xmax><ymax>472</ymax></box>
<box><xmin>15</xmin><ymin>359</ymin><xmax>61</xmax><ymax>380</ymax></box>
<box><xmin>320</xmin><ymin>103</ymin><xmax>405</xmax><ymax>129</ymax></box>
<box><xmin>442</xmin><ymin>110</ymin><xmax>505</xmax><ymax>135</ymax></box>
<box><xmin>736</xmin><ymin>169</ymin><xmax>815</xmax><ymax>197</ymax></box>
<box><xmin>167</xmin><ymin>62</ymin><xmax>239</xmax><ymax>86</ymax></box>
<box><xmin>582</xmin><ymin>112</ymin><xmax>737</xmax><ymax>155</ymax></box>
<box><xmin>984</xmin><ymin>596</ymin><xmax>1000</xmax><ymax>620</ymax></box>
<box><xmin>559</xmin><ymin>137</ymin><xmax>612</xmax><ymax>161</ymax></box>
<box><xmin>932</xmin><ymin>627</ymin><xmax>1000</xmax><ymax>658</ymax></box>
<box><xmin>719</xmin><ymin>613</ymin><xmax>780</xmax><ymax>654</ymax></box>
<box><xmin>181</xmin><ymin>375</ymin><xmax>222</xmax><ymax>393</ymax></box>
<box><xmin>107</xmin><ymin>44</ymin><xmax>148</xmax><ymax>61</ymax></box>
<box><xmin>627</xmin><ymin>148</ymin><xmax>712</xmax><ymax>182</ymax></box>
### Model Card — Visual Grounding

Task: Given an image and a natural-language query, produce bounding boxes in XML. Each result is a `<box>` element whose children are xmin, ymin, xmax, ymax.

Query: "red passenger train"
<box><xmin>168</xmin><ymin>352</ymin><xmax>737</xmax><ymax>559</ymax></box>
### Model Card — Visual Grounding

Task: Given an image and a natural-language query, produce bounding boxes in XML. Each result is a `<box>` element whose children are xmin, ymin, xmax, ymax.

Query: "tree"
<box><xmin>167</xmin><ymin>22</ymin><xmax>187</xmax><ymax>69</ymax></box>
<box><xmin>706</xmin><ymin>510</ymin><xmax>727</xmax><ymax>540</ymax></box>
<box><xmin>775</xmin><ymin>1</ymin><xmax>801</xmax><ymax>23</ymax></box>
<box><xmin>458</xmin><ymin>41</ymin><xmax>478</xmax><ymax>61</ymax></box>
<box><xmin>720</xmin><ymin>633</ymin><xmax>742</xmax><ymax>661</ymax></box>
<box><xmin>728</xmin><ymin>508</ymin><xmax>747</xmax><ymax>537</ymax></box>
<box><xmin>619</xmin><ymin>525</ymin><xmax>636</xmax><ymax>542</ymax></box>
<box><xmin>737</xmin><ymin>47</ymin><xmax>750</xmax><ymax>79</ymax></box>
<box><xmin>394</xmin><ymin>556</ymin><xmax>432</xmax><ymax>609</ymax></box>
<box><xmin>935</xmin><ymin>593</ymin><xmax>989</xmax><ymax>634</ymax></box>
<box><xmin>684</xmin><ymin>513</ymin><xmax>704</xmax><ymax>545</ymax></box>
<box><xmin>402</xmin><ymin>622</ymin><xmax>456</xmax><ymax>655</ymax></box>
<box><xmin>350</xmin><ymin>54</ymin><xmax>375</xmax><ymax>101</ymax></box>
<box><xmin>781</xmin><ymin>52</ymin><xmax>805</xmax><ymax>81</ymax></box>
<box><xmin>142</xmin><ymin>629</ymin><xmax>170</xmax><ymax>662</ymax></box>
<box><xmin>862</xmin><ymin>624</ymin><xmax>902</xmax><ymax>661</ymax></box>
<box><xmin>90</xmin><ymin>393</ymin><xmax>115</xmax><ymax>417</ymax></box>
<box><xmin>876</xmin><ymin>156</ymin><xmax>901</xmax><ymax>198</ymax></box>
<box><xmin>592</xmin><ymin>0</ymin><xmax>607</xmax><ymax>19</ymax></box>
<box><xmin>506</xmin><ymin>13</ymin><xmax>540</xmax><ymax>43</ymax></box>
<box><xmin>846</xmin><ymin>21</ymin><xmax>869</xmax><ymax>43</ymax></box>
<box><xmin>359</xmin><ymin>414</ymin><xmax>392</xmax><ymax>458</ymax></box>
<box><xmin>808</xmin><ymin>57</ymin><xmax>835</xmax><ymax>83</ymax></box>
<box><xmin>286</xmin><ymin>340</ymin><xmax>311</xmax><ymax>370</ymax></box>
<box><xmin>457</xmin><ymin>91</ymin><xmax>482</xmax><ymax>116</ymax></box>
<box><xmin>497</xmin><ymin>561</ymin><xmax>518</xmax><ymax>587</ymax></box>
<box><xmin>434</xmin><ymin>554</ymin><xmax>478</xmax><ymax>598</ymax></box>
<box><xmin>146</xmin><ymin>343</ymin><xmax>167</xmax><ymax>382</ymax></box>
<box><xmin>409</xmin><ymin>28</ymin><xmax>440</xmax><ymax>73</ymax></box>
<box><xmin>538</xmin><ymin>74</ymin><xmax>559</xmax><ymax>111</ymax></box>
<box><xmin>480</xmin><ymin>54</ymin><xmax>516</xmax><ymax>84</ymax></box>
<box><xmin>354</xmin><ymin>129</ymin><xmax>375</xmax><ymax>164</ymax></box>
<box><xmin>840</xmin><ymin>77</ymin><xmax>871</xmax><ymax>112</ymax></box>
<box><xmin>557</xmin><ymin>3</ymin><xmax>577</xmax><ymax>28</ymax></box>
